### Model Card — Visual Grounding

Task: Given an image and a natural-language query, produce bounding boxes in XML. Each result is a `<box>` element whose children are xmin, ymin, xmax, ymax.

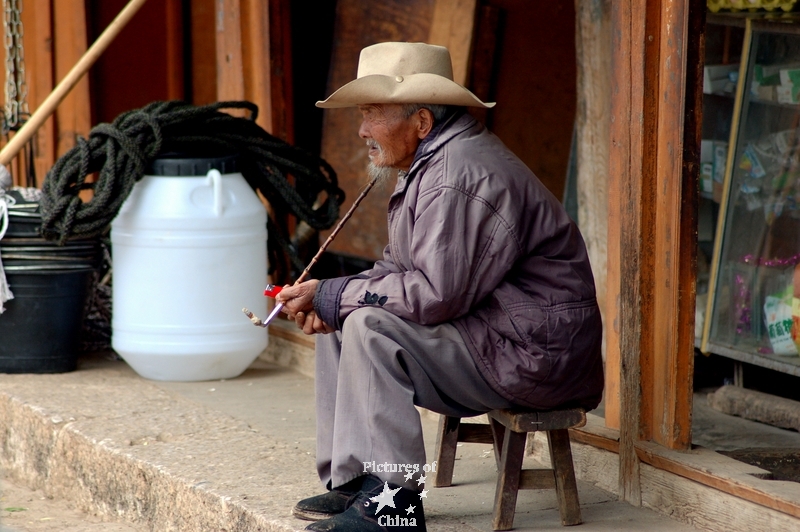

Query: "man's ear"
<box><xmin>416</xmin><ymin>108</ymin><xmax>434</xmax><ymax>139</ymax></box>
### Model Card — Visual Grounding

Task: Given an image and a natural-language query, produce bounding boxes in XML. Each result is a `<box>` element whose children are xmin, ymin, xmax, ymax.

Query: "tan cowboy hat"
<box><xmin>316</xmin><ymin>42</ymin><xmax>495</xmax><ymax>109</ymax></box>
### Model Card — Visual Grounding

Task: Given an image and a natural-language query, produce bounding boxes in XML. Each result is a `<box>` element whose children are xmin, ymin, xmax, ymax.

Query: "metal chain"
<box><xmin>3</xmin><ymin>0</ymin><xmax>27</xmax><ymax>132</ymax></box>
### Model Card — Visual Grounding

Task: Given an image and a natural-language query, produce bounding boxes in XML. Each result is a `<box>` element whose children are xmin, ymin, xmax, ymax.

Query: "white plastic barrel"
<box><xmin>111</xmin><ymin>154</ymin><xmax>268</xmax><ymax>381</ymax></box>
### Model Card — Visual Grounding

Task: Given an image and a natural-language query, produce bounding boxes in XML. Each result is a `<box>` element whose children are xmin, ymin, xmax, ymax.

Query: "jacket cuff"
<box><xmin>313</xmin><ymin>276</ymin><xmax>355</xmax><ymax>330</ymax></box>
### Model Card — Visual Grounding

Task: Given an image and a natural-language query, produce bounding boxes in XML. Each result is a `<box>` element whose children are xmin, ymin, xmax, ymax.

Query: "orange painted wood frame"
<box><xmin>607</xmin><ymin>0</ymin><xmax>702</xmax><ymax>503</ymax></box>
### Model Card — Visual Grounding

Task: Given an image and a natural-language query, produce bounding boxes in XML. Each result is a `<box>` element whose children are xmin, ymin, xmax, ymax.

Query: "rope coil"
<box><xmin>40</xmin><ymin>100</ymin><xmax>345</xmax><ymax>279</ymax></box>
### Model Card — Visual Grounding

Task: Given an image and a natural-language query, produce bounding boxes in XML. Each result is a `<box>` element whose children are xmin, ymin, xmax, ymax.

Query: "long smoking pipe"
<box><xmin>243</xmin><ymin>175</ymin><xmax>379</xmax><ymax>327</ymax></box>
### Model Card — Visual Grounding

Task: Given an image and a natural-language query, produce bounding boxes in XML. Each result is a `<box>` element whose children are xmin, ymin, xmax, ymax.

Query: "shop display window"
<box><xmin>704</xmin><ymin>17</ymin><xmax>800</xmax><ymax>376</ymax></box>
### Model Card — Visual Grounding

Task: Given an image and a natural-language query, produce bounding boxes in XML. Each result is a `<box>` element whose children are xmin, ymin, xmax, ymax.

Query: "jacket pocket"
<box><xmin>479</xmin><ymin>295</ymin><xmax>548</xmax><ymax>353</ymax></box>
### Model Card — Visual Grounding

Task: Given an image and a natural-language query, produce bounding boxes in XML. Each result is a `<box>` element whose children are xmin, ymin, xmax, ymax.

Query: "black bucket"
<box><xmin>0</xmin><ymin>189</ymin><xmax>101</xmax><ymax>373</ymax></box>
<box><xmin>0</xmin><ymin>268</ymin><xmax>94</xmax><ymax>373</ymax></box>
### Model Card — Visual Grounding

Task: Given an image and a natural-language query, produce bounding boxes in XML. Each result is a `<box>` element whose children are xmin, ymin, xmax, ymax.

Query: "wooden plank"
<box><xmin>265</xmin><ymin>0</ymin><xmax>293</xmax><ymax>142</ymax></box>
<box><xmin>638</xmin><ymin>0</ymin><xmax>662</xmax><ymax>450</ymax></box>
<box><xmin>609</xmin><ymin>0</ymin><xmax>649</xmax><ymax>505</ymax></box>
<box><xmin>574</xmin><ymin>0</ymin><xmax>611</xmax><ymax>370</ymax></box>
<box><xmin>164</xmin><ymin>0</ymin><xmax>185</xmax><ymax>100</ymax></box>
<box><xmin>240</xmin><ymin>0</ymin><xmax>272</xmax><ymax>133</ymax></box>
<box><xmin>542</xmin><ymin>429</ymin><xmax>800</xmax><ymax>529</ymax></box>
<box><xmin>604</xmin><ymin>97</ymin><xmax>621</xmax><ymax>437</ymax></box>
<box><xmin>566</xmin><ymin>418</ymin><xmax>800</xmax><ymax>521</ymax></box>
<box><xmin>636</xmin><ymin>441</ymin><xmax>800</xmax><ymax>519</ymax></box>
<box><xmin>20</xmin><ymin>0</ymin><xmax>55</xmax><ymax>187</ymax></box>
<box><xmin>457</xmin><ymin>422</ymin><xmax>494</xmax><ymax>444</ymax></box>
<box><xmin>215</xmin><ymin>0</ymin><xmax>245</xmax><ymax>103</ymax></box>
<box><xmin>432</xmin><ymin>415</ymin><xmax>460</xmax><ymax>488</ymax></box>
<box><xmin>53</xmin><ymin>0</ymin><xmax>92</xmax><ymax>157</ymax></box>
<box><xmin>487</xmin><ymin>2</ymin><xmax>575</xmax><ymax>197</ymax></box>
<box><xmin>428</xmin><ymin>0</ymin><xmax>478</xmax><ymax>86</ymax></box>
<box><xmin>466</xmin><ymin>5</ymin><xmax>500</xmax><ymax>128</ymax></box>
<box><xmin>548</xmin><ymin>429</ymin><xmax>582</xmax><ymax>526</ymax></box>
<box><xmin>650</xmin><ymin>0</ymin><xmax>700</xmax><ymax>451</ymax></box>
<box><xmin>190</xmin><ymin>0</ymin><xmax>217</xmax><ymax>105</ymax></box>
<box><xmin>518</xmin><ymin>469</ymin><xmax>556</xmax><ymax>490</ymax></box>
<box><xmin>570</xmin><ymin>427</ymin><xmax>620</xmax><ymax>454</ymax></box>
<box><xmin>489</xmin><ymin>408</ymin><xmax>586</xmax><ymax>433</ymax></box>
<box><xmin>640</xmin><ymin>461</ymin><xmax>800</xmax><ymax>529</ymax></box>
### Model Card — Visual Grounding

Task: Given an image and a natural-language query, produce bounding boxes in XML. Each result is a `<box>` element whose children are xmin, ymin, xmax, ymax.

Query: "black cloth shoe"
<box><xmin>305</xmin><ymin>475</ymin><xmax>426</xmax><ymax>532</ymax></box>
<box><xmin>293</xmin><ymin>476</ymin><xmax>365</xmax><ymax>521</ymax></box>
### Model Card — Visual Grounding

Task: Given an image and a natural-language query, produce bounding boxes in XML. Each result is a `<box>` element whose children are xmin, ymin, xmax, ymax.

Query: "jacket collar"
<box><xmin>393</xmin><ymin>110</ymin><xmax>478</xmax><ymax>196</ymax></box>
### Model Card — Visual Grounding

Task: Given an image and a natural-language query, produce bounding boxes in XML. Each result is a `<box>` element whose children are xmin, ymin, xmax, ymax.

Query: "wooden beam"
<box><xmin>53</xmin><ymin>0</ymin><xmax>92</xmax><ymax>157</ymax></box>
<box><xmin>191</xmin><ymin>0</ymin><xmax>217</xmax><ymax>105</ymax></box>
<box><xmin>428</xmin><ymin>0</ymin><xmax>478</xmax><ymax>86</ymax></box>
<box><xmin>266</xmin><ymin>0</ymin><xmax>293</xmax><ymax>142</ymax></box>
<box><xmin>215</xmin><ymin>0</ymin><xmax>245</xmax><ymax>103</ymax></box>
<box><xmin>165</xmin><ymin>0</ymin><xmax>185</xmax><ymax>100</ymax></box>
<box><xmin>635</xmin><ymin>440</ymin><xmax>800</xmax><ymax>520</ymax></box>
<box><xmin>574</xmin><ymin>0</ymin><xmax>612</xmax><ymax>426</ymax></box>
<box><xmin>467</xmin><ymin>5</ymin><xmax>501</xmax><ymax>127</ymax></box>
<box><xmin>561</xmin><ymin>421</ymin><xmax>800</xmax><ymax>523</ymax></box>
<box><xmin>609</xmin><ymin>0</ymin><xmax>661</xmax><ymax>505</ymax></box>
<box><xmin>609</xmin><ymin>0</ymin><xmax>700</xmax><ymax>500</ymax></box>
<box><xmin>649</xmin><ymin>0</ymin><xmax>702</xmax><ymax>451</ymax></box>
<box><xmin>20</xmin><ymin>0</ymin><xmax>55</xmax><ymax>187</ymax></box>
<box><xmin>240</xmin><ymin>0</ymin><xmax>271</xmax><ymax>132</ymax></box>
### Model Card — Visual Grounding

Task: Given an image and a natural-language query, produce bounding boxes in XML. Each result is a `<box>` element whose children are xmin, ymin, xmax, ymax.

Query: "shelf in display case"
<box><xmin>706</xmin><ymin>341</ymin><xmax>800</xmax><ymax>377</ymax></box>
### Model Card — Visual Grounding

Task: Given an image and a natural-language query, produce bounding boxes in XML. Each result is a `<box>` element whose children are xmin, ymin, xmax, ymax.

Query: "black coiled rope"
<box><xmin>40</xmin><ymin>100</ymin><xmax>345</xmax><ymax>280</ymax></box>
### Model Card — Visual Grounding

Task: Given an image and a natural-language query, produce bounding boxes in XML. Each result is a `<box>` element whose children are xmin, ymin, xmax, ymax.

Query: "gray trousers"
<box><xmin>315</xmin><ymin>307</ymin><xmax>514</xmax><ymax>490</ymax></box>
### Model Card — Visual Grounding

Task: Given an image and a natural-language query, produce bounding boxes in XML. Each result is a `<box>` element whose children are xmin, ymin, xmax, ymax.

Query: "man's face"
<box><xmin>357</xmin><ymin>104</ymin><xmax>423</xmax><ymax>172</ymax></box>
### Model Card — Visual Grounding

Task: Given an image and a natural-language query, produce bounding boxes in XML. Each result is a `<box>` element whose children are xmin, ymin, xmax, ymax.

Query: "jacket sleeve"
<box><xmin>332</xmin><ymin>185</ymin><xmax>524</xmax><ymax>327</ymax></box>
<box><xmin>313</xmin><ymin>245</ymin><xmax>403</xmax><ymax>329</ymax></box>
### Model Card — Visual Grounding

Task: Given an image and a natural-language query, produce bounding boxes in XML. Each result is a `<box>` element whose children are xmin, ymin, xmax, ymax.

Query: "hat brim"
<box><xmin>316</xmin><ymin>73</ymin><xmax>495</xmax><ymax>109</ymax></box>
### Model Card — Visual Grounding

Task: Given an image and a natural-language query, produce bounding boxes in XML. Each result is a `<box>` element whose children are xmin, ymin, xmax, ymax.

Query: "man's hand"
<box><xmin>294</xmin><ymin>309</ymin><xmax>335</xmax><ymax>335</ymax></box>
<box><xmin>275</xmin><ymin>280</ymin><xmax>334</xmax><ymax>335</ymax></box>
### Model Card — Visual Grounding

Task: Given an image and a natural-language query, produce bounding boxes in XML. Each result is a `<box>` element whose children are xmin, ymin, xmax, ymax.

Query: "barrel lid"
<box><xmin>146</xmin><ymin>153</ymin><xmax>239</xmax><ymax>177</ymax></box>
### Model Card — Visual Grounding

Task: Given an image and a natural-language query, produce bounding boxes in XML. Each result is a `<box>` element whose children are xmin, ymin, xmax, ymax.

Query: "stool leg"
<box><xmin>492</xmin><ymin>426</ymin><xmax>526</xmax><ymax>531</ymax></box>
<box><xmin>433</xmin><ymin>415</ymin><xmax>461</xmax><ymax>487</ymax></box>
<box><xmin>547</xmin><ymin>429</ymin><xmax>582</xmax><ymax>526</ymax></box>
<box><xmin>489</xmin><ymin>416</ymin><xmax>505</xmax><ymax>471</ymax></box>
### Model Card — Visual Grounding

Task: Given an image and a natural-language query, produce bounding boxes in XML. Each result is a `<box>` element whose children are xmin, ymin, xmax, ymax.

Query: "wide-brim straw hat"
<box><xmin>316</xmin><ymin>42</ymin><xmax>495</xmax><ymax>109</ymax></box>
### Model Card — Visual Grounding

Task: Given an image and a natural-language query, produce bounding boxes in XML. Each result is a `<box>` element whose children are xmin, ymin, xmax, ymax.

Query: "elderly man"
<box><xmin>277</xmin><ymin>42</ymin><xmax>604</xmax><ymax>532</ymax></box>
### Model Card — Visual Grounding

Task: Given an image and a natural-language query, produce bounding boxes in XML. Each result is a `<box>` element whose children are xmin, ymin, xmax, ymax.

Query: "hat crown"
<box><xmin>356</xmin><ymin>42</ymin><xmax>454</xmax><ymax>81</ymax></box>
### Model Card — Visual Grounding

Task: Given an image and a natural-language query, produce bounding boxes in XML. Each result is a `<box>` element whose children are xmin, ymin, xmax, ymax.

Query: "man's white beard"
<box><xmin>367</xmin><ymin>161</ymin><xmax>397</xmax><ymax>185</ymax></box>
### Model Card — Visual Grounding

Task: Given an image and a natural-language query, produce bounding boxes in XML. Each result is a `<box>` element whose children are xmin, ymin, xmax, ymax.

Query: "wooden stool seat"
<box><xmin>433</xmin><ymin>407</ymin><xmax>586</xmax><ymax>530</ymax></box>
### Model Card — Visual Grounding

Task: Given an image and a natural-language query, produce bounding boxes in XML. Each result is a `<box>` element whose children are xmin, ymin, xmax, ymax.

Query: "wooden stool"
<box><xmin>433</xmin><ymin>407</ymin><xmax>586</xmax><ymax>530</ymax></box>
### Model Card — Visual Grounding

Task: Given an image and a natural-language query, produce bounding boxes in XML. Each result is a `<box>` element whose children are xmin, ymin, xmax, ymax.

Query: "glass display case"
<box><xmin>703</xmin><ymin>17</ymin><xmax>800</xmax><ymax>376</ymax></box>
<box><xmin>696</xmin><ymin>14</ymin><xmax>746</xmax><ymax>342</ymax></box>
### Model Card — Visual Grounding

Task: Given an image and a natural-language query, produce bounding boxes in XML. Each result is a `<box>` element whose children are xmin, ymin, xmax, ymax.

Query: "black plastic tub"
<box><xmin>0</xmin><ymin>268</ymin><xmax>94</xmax><ymax>373</ymax></box>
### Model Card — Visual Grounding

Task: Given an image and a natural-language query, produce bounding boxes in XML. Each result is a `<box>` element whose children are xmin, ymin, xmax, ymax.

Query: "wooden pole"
<box><xmin>0</xmin><ymin>0</ymin><xmax>149</xmax><ymax>166</ymax></box>
<box><xmin>574</xmin><ymin>0</ymin><xmax>612</xmax><ymax>425</ymax></box>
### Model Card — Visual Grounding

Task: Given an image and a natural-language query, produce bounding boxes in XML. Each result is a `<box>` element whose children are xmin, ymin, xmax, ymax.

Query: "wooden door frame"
<box><xmin>606</xmin><ymin>0</ymin><xmax>703</xmax><ymax>503</ymax></box>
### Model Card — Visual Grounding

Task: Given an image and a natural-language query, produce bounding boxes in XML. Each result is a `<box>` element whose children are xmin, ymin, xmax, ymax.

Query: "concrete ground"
<box><xmin>2</xmin><ymin>351</ymin><xmax>704</xmax><ymax>532</ymax></box>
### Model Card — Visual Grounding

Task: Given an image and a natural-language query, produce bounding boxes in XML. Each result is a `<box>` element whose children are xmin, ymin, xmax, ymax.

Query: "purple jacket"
<box><xmin>315</xmin><ymin>111</ymin><xmax>604</xmax><ymax>410</ymax></box>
